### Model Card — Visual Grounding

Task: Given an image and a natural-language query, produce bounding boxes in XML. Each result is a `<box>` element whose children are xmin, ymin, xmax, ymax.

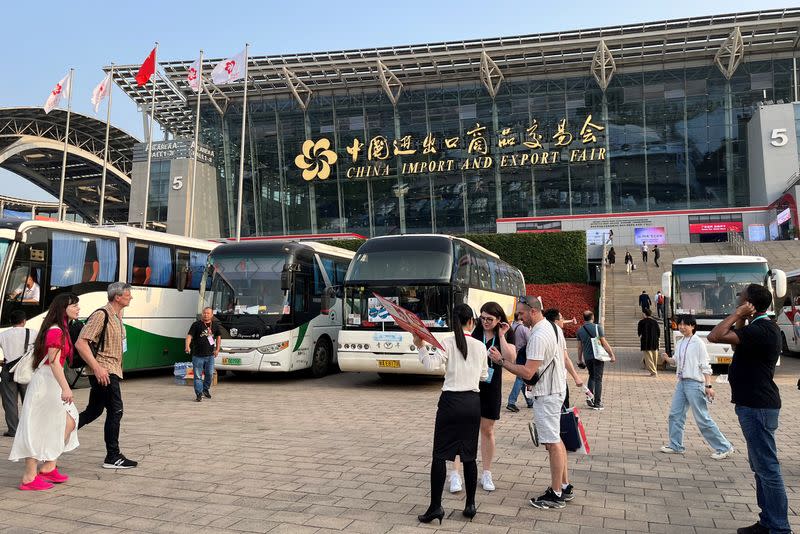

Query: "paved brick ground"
<box><xmin>0</xmin><ymin>343</ymin><xmax>799</xmax><ymax>533</ymax></box>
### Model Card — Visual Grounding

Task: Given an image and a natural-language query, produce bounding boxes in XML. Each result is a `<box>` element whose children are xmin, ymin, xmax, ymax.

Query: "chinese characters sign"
<box><xmin>294</xmin><ymin>115</ymin><xmax>607</xmax><ymax>181</ymax></box>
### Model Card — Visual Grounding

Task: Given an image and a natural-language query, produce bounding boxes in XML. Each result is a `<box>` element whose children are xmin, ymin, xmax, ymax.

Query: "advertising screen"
<box><xmin>688</xmin><ymin>222</ymin><xmax>743</xmax><ymax>234</ymax></box>
<box><xmin>634</xmin><ymin>227</ymin><xmax>666</xmax><ymax>245</ymax></box>
<box><xmin>769</xmin><ymin>221</ymin><xmax>780</xmax><ymax>241</ymax></box>
<box><xmin>586</xmin><ymin>229</ymin><xmax>611</xmax><ymax>246</ymax></box>
<box><xmin>748</xmin><ymin>224</ymin><xmax>767</xmax><ymax>242</ymax></box>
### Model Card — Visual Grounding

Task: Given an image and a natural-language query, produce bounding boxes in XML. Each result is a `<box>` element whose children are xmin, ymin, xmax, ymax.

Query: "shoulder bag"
<box><xmin>10</xmin><ymin>329</ymin><xmax>34</xmax><ymax>385</ymax></box>
<box><xmin>523</xmin><ymin>321</ymin><xmax>560</xmax><ymax>386</ymax></box>
<box><xmin>582</xmin><ymin>324</ymin><xmax>611</xmax><ymax>362</ymax></box>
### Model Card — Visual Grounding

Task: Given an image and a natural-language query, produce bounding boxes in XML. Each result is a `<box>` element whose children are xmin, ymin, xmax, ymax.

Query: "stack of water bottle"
<box><xmin>173</xmin><ymin>361</ymin><xmax>191</xmax><ymax>385</ymax></box>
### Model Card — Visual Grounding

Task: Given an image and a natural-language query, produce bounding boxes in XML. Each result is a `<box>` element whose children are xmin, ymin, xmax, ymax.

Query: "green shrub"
<box><xmin>325</xmin><ymin>231</ymin><xmax>587</xmax><ymax>284</ymax></box>
<box><xmin>462</xmin><ymin>232</ymin><xmax>586</xmax><ymax>284</ymax></box>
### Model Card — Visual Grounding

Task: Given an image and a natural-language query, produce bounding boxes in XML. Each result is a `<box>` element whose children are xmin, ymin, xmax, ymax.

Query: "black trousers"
<box><xmin>0</xmin><ymin>363</ymin><xmax>26</xmax><ymax>435</ymax></box>
<box><xmin>78</xmin><ymin>375</ymin><xmax>123</xmax><ymax>459</ymax></box>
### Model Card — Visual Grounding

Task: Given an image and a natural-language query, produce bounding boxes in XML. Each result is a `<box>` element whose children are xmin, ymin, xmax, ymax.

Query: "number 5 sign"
<box><xmin>770</xmin><ymin>128</ymin><xmax>789</xmax><ymax>147</ymax></box>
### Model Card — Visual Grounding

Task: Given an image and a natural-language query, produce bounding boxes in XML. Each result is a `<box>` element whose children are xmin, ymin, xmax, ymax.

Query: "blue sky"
<box><xmin>0</xmin><ymin>0</ymin><xmax>788</xmax><ymax>201</ymax></box>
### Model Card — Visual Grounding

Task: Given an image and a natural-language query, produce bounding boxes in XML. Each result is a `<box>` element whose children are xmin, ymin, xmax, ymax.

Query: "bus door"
<box><xmin>1</xmin><ymin>229</ymin><xmax>47</xmax><ymax>327</ymax></box>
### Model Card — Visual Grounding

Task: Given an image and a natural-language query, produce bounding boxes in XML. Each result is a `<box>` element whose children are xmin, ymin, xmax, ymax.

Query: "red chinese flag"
<box><xmin>135</xmin><ymin>47</ymin><xmax>157</xmax><ymax>86</ymax></box>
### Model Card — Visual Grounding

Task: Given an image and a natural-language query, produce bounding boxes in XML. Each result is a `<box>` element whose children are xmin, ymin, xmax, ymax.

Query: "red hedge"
<box><xmin>526</xmin><ymin>283</ymin><xmax>598</xmax><ymax>338</ymax></box>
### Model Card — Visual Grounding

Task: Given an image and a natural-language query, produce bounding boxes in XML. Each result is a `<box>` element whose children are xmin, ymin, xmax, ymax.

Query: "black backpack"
<box><xmin>68</xmin><ymin>309</ymin><xmax>109</xmax><ymax>369</ymax></box>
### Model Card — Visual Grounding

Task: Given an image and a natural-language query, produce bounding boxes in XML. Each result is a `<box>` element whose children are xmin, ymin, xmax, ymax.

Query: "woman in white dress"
<box><xmin>10</xmin><ymin>293</ymin><xmax>80</xmax><ymax>490</ymax></box>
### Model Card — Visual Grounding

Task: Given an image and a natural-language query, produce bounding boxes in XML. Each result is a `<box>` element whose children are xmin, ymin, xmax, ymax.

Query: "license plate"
<box><xmin>377</xmin><ymin>359</ymin><xmax>400</xmax><ymax>368</ymax></box>
<box><xmin>717</xmin><ymin>357</ymin><xmax>732</xmax><ymax>364</ymax></box>
<box><xmin>222</xmin><ymin>357</ymin><xmax>241</xmax><ymax>365</ymax></box>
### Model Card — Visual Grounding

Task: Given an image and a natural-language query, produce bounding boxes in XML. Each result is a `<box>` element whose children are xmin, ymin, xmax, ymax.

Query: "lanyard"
<box><xmin>678</xmin><ymin>335</ymin><xmax>692</xmax><ymax>377</ymax></box>
<box><xmin>482</xmin><ymin>331</ymin><xmax>496</xmax><ymax>349</ymax></box>
<box><xmin>750</xmin><ymin>314</ymin><xmax>769</xmax><ymax>324</ymax></box>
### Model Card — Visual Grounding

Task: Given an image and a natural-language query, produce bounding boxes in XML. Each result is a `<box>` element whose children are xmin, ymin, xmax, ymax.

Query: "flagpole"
<box><xmin>141</xmin><ymin>42</ymin><xmax>158</xmax><ymax>230</ymax></box>
<box><xmin>188</xmin><ymin>50</ymin><xmax>203</xmax><ymax>238</ymax></box>
<box><xmin>57</xmin><ymin>69</ymin><xmax>74</xmax><ymax>222</ymax></box>
<box><xmin>98</xmin><ymin>64</ymin><xmax>114</xmax><ymax>225</ymax></box>
<box><xmin>235</xmin><ymin>43</ymin><xmax>249</xmax><ymax>242</ymax></box>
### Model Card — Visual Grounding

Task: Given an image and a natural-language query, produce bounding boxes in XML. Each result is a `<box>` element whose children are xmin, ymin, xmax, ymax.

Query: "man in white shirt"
<box><xmin>641</xmin><ymin>242</ymin><xmax>649</xmax><ymax>264</ymax></box>
<box><xmin>491</xmin><ymin>296</ymin><xmax>570</xmax><ymax>510</ymax></box>
<box><xmin>0</xmin><ymin>310</ymin><xmax>36</xmax><ymax>437</ymax></box>
<box><xmin>8</xmin><ymin>275</ymin><xmax>40</xmax><ymax>304</ymax></box>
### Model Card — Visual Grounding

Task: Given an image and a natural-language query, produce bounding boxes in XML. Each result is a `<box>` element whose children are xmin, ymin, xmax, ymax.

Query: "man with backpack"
<box><xmin>74</xmin><ymin>282</ymin><xmax>138</xmax><ymax>469</ymax></box>
<box><xmin>576</xmin><ymin>311</ymin><xmax>616</xmax><ymax>410</ymax></box>
<box><xmin>0</xmin><ymin>311</ymin><xmax>36</xmax><ymax>437</ymax></box>
<box><xmin>656</xmin><ymin>291</ymin><xmax>665</xmax><ymax>318</ymax></box>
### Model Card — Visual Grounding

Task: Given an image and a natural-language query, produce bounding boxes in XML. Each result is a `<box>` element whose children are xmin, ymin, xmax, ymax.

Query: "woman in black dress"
<box><xmin>607</xmin><ymin>247</ymin><xmax>616</xmax><ymax>269</ymax></box>
<box><xmin>415</xmin><ymin>304</ymin><xmax>488</xmax><ymax>524</ymax></box>
<box><xmin>471</xmin><ymin>301</ymin><xmax>516</xmax><ymax>491</ymax></box>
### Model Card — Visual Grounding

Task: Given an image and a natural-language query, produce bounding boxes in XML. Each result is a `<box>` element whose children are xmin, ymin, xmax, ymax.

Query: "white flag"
<box><xmin>44</xmin><ymin>72</ymin><xmax>72</xmax><ymax>114</ymax></box>
<box><xmin>211</xmin><ymin>48</ymin><xmax>246</xmax><ymax>85</ymax></box>
<box><xmin>187</xmin><ymin>58</ymin><xmax>202</xmax><ymax>92</ymax></box>
<box><xmin>91</xmin><ymin>72</ymin><xmax>112</xmax><ymax>113</ymax></box>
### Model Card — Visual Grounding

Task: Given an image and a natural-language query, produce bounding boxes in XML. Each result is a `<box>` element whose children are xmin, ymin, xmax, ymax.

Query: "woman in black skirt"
<box><xmin>472</xmin><ymin>301</ymin><xmax>516</xmax><ymax>491</ymax></box>
<box><xmin>414</xmin><ymin>304</ymin><xmax>488</xmax><ymax>524</ymax></box>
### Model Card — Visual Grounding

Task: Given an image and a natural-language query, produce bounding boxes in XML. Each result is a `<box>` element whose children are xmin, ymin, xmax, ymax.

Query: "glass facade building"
<box><xmin>112</xmin><ymin>9</ymin><xmax>800</xmax><ymax>238</ymax></box>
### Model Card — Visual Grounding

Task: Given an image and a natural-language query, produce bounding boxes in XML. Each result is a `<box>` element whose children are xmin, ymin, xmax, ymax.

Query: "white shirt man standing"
<box><xmin>0</xmin><ymin>310</ymin><xmax>36</xmax><ymax>437</ymax></box>
<box><xmin>490</xmin><ymin>296</ymin><xmax>571</xmax><ymax>509</ymax></box>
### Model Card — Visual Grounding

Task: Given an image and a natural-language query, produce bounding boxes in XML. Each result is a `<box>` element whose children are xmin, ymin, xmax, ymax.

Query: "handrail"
<box><xmin>728</xmin><ymin>230</ymin><xmax>760</xmax><ymax>257</ymax></box>
<box><xmin>598</xmin><ymin>243</ymin><xmax>608</xmax><ymax>329</ymax></box>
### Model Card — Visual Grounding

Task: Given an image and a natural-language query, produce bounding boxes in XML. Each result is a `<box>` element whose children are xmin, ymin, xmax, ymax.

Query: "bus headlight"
<box><xmin>257</xmin><ymin>341</ymin><xmax>289</xmax><ymax>354</ymax></box>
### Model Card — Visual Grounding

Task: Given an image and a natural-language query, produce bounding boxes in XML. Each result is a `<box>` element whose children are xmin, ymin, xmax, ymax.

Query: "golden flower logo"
<box><xmin>294</xmin><ymin>138</ymin><xmax>338</xmax><ymax>181</ymax></box>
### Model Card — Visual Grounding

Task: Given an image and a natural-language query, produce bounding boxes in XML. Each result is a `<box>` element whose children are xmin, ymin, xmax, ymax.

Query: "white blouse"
<box><xmin>418</xmin><ymin>333</ymin><xmax>489</xmax><ymax>392</ymax></box>
<box><xmin>674</xmin><ymin>334</ymin><xmax>712</xmax><ymax>383</ymax></box>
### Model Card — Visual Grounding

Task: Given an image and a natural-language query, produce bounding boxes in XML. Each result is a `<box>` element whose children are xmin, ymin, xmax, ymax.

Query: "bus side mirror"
<box><xmin>281</xmin><ymin>266</ymin><xmax>295</xmax><ymax>291</ymax></box>
<box><xmin>322</xmin><ymin>286</ymin><xmax>338</xmax><ymax>312</ymax></box>
<box><xmin>661</xmin><ymin>272</ymin><xmax>672</xmax><ymax>299</ymax></box>
<box><xmin>773</xmin><ymin>269</ymin><xmax>787</xmax><ymax>299</ymax></box>
<box><xmin>453</xmin><ymin>286</ymin><xmax>464</xmax><ymax>304</ymax></box>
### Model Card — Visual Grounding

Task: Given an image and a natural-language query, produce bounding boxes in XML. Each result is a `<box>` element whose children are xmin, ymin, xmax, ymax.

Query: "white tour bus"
<box><xmin>0</xmin><ymin>219</ymin><xmax>217</xmax><ymax>371</ymax></box>
<box><xmin>337</xmin><ymin>234</ymin><xmax>525</xmax><ymax>376</ymax></box>
<box><xmin>200</xmin><ymin>240</ymin><xmax>354</xmax><ymax>377</ymax></box>
<box><xmin>661</xmin><ymin>255</ymin><xmax>786</xmax><ymax>371</ymax></box>
<box><xmin>776</xmin><ymin>268</ymin><xmax>800</xmax><ymax>354</ymax></box>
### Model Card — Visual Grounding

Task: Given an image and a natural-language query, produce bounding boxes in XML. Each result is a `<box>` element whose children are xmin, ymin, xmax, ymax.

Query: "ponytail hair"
<box><xmin>452</xmin><ymin>303</ymin><xmax>474</xmax><ymax>360</ymax></box>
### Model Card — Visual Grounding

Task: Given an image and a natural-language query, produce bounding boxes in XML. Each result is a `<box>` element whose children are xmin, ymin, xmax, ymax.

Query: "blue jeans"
<box><xmin>192</xmin><ymin>355</ymin><xmax>214</xmax><ymax>396</ymax></box>
<box><xmin>668</xmin><ymin>379</ymin><xmax>731</xmax><ymax>453</ymax></box>
<box><xmin>507</xmin><ymin>377</ymin><xmax>532</xmax><ymax>407</ymax></box>
<box><xmin>735</xmin><ymin>405</ymin><xmax>791</xmax><ymax>534</ymax></box>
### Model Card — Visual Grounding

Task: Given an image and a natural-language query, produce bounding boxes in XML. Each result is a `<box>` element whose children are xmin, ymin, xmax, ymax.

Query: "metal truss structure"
<box><xmin>110</xmin><ymin>8</ymin><xmax>800</xmax><ymax>137</ymax></box>
<box><xmin>0</xmin><ymin>108</ymin><xmax>137</xmax><ymax>223</ymax></box>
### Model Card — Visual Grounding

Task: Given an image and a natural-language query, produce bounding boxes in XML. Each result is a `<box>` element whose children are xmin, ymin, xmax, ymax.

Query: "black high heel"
<box><xmin>417</xmin><ymin>506</ymin><xmax>445</xmax><ymax>524</ymax></box>
<box><xmin>462</xmin><ymin>503</ymin><xmax>477</xmax><ymax>519</ymax></box>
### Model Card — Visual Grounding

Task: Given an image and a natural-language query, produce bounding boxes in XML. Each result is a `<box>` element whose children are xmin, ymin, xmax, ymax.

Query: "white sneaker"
<box><xmin>449</xmin><ymin>472</ymin><xmax>462</xmax><ymax>493</ymax></box>
<box><xmin>711</xmin><ymin>448</ymin><xmax>734</xmax><ymax>460</ymax></box>
<box><xmin>659</xmin><ymin>445</ymin><xmax>684</xmax><ymax>455</ymax></box>
<box><xmin>481</xmin><ymin>470</ymin><xmax>495</xmax><ymax>491</ymax></box>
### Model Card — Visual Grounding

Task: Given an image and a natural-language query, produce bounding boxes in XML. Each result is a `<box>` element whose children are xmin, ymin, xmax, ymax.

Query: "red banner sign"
<box><xmin>688</xmin><ymin>222</ymin><xmax>743</xmax><ymax>234</ymax></box>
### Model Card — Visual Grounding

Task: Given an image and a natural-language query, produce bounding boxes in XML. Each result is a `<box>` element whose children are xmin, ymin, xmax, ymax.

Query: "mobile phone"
<box><xmin>577</xmin><ymin>362</ymin><xmax>586</xmax><ymax>369</ymax></box>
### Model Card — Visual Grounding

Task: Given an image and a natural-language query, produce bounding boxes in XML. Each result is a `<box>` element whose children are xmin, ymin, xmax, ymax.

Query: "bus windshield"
<box><xmin>673</xmin><ymin>262</ymin><xmax>769</xmax><ymax>318</ymax></box>
<box><xmin>206</xmin><ymin>254</ymin><xmax>288</xmax><ymax>315</ymax></box>
<box><xmin>344</xmin><ymin>284</ymin><xmax>451</xmax><ymax>331</ymax></box>
<box><xmin>347</xmin><ymin>244</ymin><xmax>453</xmax><ymax>283</ymax></box>
<box><xmin>0</xmin><ymin>239</ymin><xmax>10</xmax><ymax>271</ymax></box>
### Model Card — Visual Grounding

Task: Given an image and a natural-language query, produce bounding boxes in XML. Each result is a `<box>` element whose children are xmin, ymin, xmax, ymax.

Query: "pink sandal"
<box><xmin>39</xmin><ymin>468</ymin><xmax>68</xmax><ymax>484</ymax></box>
<box><xmin>19</xmin><ymin>475</ymin><xmax>54</xmax><ymax>491</ymax></box>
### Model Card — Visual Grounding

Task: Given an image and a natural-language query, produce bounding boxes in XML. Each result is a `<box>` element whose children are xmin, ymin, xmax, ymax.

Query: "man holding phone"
<box><xmin>708</xmin><ymin>284</ymin><xmax>790</xmax><ymax>534</ymax></box>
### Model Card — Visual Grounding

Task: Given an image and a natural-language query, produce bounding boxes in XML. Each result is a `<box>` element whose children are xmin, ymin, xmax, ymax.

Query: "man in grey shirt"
<box><xmin>576</xmin><ymin>311</ymin><xmax>616</xmax><ymax>410</ymax></box>
<box><xmin>0</xmin><ymin>310</ymin><xmax>36</xmax><ymax>437</ymax></box>
<box><xmin>506</xmin><ymin>312</ymin><xmax>532</xmax><ymax>412</ymax></box>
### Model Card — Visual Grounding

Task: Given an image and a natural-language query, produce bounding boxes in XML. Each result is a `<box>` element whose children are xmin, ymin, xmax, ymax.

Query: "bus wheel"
<box><xmin>311</xmin><ymin>338</ymin><xmax>332</xmax><ymax>378</ymax></box>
